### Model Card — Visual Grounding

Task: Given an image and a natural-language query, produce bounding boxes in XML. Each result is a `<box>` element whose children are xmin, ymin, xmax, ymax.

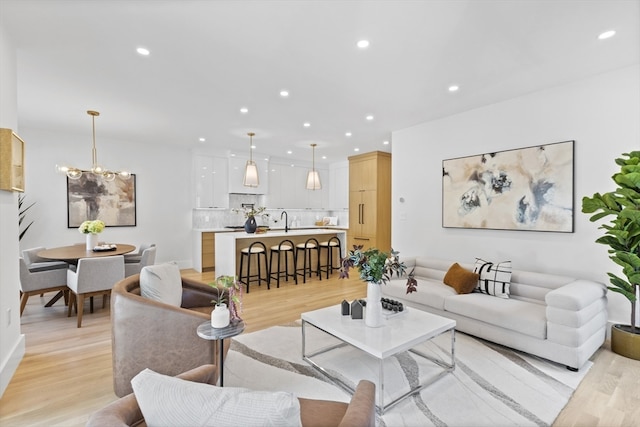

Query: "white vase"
<box><xmin>86</xmin><ymin>233</ymin><xmax>98</xmax><ymax>251</ymax></box>
<box><xmin>211</xmin><ymin>303</ymin><xmax>230</xmax><ymax>328</ymax></box>
<box><xmin>365</xmin><ymin>282</ymin><xmax>383</xmax><ymax>327</ymax></box>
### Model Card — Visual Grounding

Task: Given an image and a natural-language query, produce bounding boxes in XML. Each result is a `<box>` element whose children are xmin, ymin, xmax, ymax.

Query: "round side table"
<box><xmin>196</xmin><ymin>320</ymin><xmax>245</xmax><ymax>386</ymax></box>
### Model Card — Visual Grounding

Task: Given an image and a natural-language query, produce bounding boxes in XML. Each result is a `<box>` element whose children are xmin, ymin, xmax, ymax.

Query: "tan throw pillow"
<box><xmin>443</xmin><ymin>263</ymin><xmax>479</xmax><ymax>294</ymax></box>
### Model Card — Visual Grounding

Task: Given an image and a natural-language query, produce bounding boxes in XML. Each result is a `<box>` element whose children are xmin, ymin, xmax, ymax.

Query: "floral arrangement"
<box><xmin>233</xmin><ymin>206</ymin><xmax>267</xmax><ymax>218</ymax></box>
<box><xmin>78</xmin><ymin>219</ymin><xmax>105</xmax><ymax>234</ymax></box>
<box><xmin>340</xmin><ymin>245</ymin><xmax>417</xmax><ymax>294</ymax></box>
<box><xmin>208</xmin><ymin>275</ymin><xmax>243</xmax><ymax>322</ymax></box>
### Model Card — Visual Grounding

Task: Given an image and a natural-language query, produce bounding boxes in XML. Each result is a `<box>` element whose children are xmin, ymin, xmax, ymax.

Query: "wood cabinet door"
<box><xmin>349</xmin><ymin>158</ymin><xmax>377</xmax><ymax>192</ymax></box>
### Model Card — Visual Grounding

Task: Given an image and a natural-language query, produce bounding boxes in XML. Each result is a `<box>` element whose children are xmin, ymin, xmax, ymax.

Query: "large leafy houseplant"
<box><xmin>582</xmin><ymin>151</ymin><xmax>640</xmax><ymax>338</ymax></box>
<box><xmin>339</xmin><ymin>246</ymin><xmax>417</xmax><ymax>292</ymax></box>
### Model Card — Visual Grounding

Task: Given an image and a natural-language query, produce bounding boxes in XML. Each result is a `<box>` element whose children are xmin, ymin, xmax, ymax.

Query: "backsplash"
<box><xmin>193</xmin><ymin>206</ymin><xmax>348</xmax><ymax>229</ymax></box>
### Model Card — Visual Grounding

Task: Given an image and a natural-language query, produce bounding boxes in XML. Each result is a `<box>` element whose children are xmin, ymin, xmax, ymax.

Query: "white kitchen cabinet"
<box><xmin>193</xmin><ymin>155</ymin><xmax>229</xmax><ymax>208</ymax></box>
<box><xmin>228</xmin><ymin>156</ymin><xmax>269</xmax><ymax>194</ymax></box>
<box><xmin>329</xmin><ymin>161</ymin><xmax>349</xmax><ymax>209</ymax></box>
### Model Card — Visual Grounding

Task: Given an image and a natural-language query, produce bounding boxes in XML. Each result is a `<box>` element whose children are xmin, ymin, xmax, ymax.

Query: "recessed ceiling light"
<box><xmin>303</xmin><ymin>122</ymin><xmax>311</xmax><ymax>127</ymax></box>
<box><xmin>240</xmin><ymin>107</ymin><xmax>248</xmax><ymax>114</ymax></box>
<box><xmin>136</xmin><ymin>47</ymin><xmax>150</xmax><ymax>56</ymax></box>
<box><xmin>354</xmin><ymin>148</ymin><xmax>360</xmax><ymax>152</ymax></box>
<box><xmin>448</xmin><ymin>85</ymin><xmax>459</xmax><ymax>92</ymax></box>
<box><xmin>357</xmin><ymin>40</ymin><xmax>370</xmax><ymax>49</ymax></box>
<box><xmin>199</xmin><ymin>137</ymin><xmax>206</xmax><ymax>142</ymax></box>
<box><xmin>598</xmin><ymin>30</ymin><xmax>616</xmax><ymax>40</ymax></box>
<box><xmin>280</xmin><ymin>90</ymin><xmax>289</xmax><ymax>97</ymax></box>
<box><xmin>383</xmin><ymin>140</ymin><xmax>389</xmax><ymax>145</ymax></box>
<box><xmin>287</xmin><ymin>150</ymin><xmax>292</xmax><ymax>154</ymax></box>
<box><xmin>345</xmin><ymin>132</ymin><xmax>352</xmax><ymax>137</ymax></box>
<box><xmin>322</xmin><ymin>155</ymin><xmax>327</xmax><ymax>160</ymax></box>
<box><xmin>251</xmin><ymin>145</ymin><xmax>256</xmax><ymax>149</ymax></box>
<box><xmin>365</xmin><ymin>115</ymin><xmax>374</xmax><ymax>121</ymax></box>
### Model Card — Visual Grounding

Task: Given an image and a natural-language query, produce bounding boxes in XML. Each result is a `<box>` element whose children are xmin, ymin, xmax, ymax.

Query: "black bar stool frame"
<box><xmin>237</xmin><ymin>241</ymin><xmax>269</xmax><ymax>293</ymax></box>
<box><xmin>269</xmin><ymin>239</ymin><xmax>297</xmax><ymax>288</ymax></box>
<box><xmin>319</xmin><ymin>236</ymin><xmax>343</xmax><ymax>279</ymax></box>
<box><xmin>295</xmin><ymin>238</ymin><xmax>322</xmax><ymax>284</ymax></box>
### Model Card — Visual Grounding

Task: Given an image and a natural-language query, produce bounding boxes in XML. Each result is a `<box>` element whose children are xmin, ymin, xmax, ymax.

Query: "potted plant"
<box><xmin>339</xmin><ymin>245</ymin><xmax>416</xmax><ymax>327</ymax></box>
<box><xmin>78</xmin><ymin>219</ymin><xmax>105</xmax><ymax>250</ymax></box>
<box><xmin>233</xmin><ymin>206</ymin><xmax>268</xmax><ymax>234</ymax></box>
<box><xmin>582</xmin><ymin>150</ymin><xmax>640</xmax><ymax>360</ymax></box>
<box><xmin>208</xmin><ymin>275</ymin><xmax>243</xmax><ymax>328</ymax></box>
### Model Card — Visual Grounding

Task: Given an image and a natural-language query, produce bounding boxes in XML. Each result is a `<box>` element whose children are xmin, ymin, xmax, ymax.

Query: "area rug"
<box><xmin>224</xmin><ymin>322</ymin><xmax>591</xmax><ymax>427</ymax></box>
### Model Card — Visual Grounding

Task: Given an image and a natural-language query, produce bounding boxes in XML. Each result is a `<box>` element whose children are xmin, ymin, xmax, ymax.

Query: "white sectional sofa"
<box><xmin>382</xmin><ymin>257</ymin><xmax>608</xmax><ymax>370</ymax></box>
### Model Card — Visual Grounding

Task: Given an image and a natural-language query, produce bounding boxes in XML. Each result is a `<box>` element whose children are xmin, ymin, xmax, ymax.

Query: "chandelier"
<box><xmin>305</xmin><ymin>143</ymin><xmax>321</xmax><ymax>190</ymax></box>
<box><xmin>56</xmin><ymin>110</ymin><xmax>131</xmax><ymax>182</ymax></box>
<box><xmin>243</xmin><ymin>132</ymin><xmax>259</xmax><ymax>187</ymax></box>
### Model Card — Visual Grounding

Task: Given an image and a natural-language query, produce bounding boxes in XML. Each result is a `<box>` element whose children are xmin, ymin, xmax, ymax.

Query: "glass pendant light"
<box><xmin>243</xmin><ymin>132</ymin><xmax>259</xmax><ymax>187</ymax></box>
<box><xmin>306</xmin><ymin>143</ymin><xmax>321</xmax><ymax>190</ymax></box>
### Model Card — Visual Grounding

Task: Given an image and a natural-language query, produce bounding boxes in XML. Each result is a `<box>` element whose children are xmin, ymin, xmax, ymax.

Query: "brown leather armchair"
<box><xmin>111</xmin><ymin>274</ymin><xmax>228</xmax><ymax>397</ymax></box>
<box><xmin>87</xmin><ymin>365</ymin><xmax>376</xmax><ymax>427</ymax></box>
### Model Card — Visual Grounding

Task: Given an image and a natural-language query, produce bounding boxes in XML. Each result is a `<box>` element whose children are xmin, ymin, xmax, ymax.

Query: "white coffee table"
<box><xmin>301</xmin><ymin>304</ymin><xmax>456</xmax><ymax>413</ymax></box>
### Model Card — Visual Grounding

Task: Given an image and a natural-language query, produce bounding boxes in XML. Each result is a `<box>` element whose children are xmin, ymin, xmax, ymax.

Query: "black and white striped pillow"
<box><xmin>473</xmin><ymin>258</ymin><xmax>511</xmax><ymax>298</ymax></box>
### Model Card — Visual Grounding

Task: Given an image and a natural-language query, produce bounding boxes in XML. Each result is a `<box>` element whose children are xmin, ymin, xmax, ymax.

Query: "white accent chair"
<box><xmin>67</xmin><ymin>255</ymin><xmax>125</xmax><ymax>328</ymax></box>
<box><xmin>124</xmin><ymin>246</ymin><xmax>157</xmax><ymax>277</ymax></box>
<box><xmin>22</xmin><ymin>246</ymin><xmax>68</xmax><ymax>272</ymax></box>
<box><xmin>19</xmin><ymin>257</ymin><xmax>68</xmax><ymax>316</ymax></box>
<box><xmin>124</xmin><ymin>243</ymin><xmax>156</xmax><ymax>264</ymax></box>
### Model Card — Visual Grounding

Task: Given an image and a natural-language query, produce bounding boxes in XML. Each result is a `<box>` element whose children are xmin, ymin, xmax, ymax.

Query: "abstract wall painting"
<box><xmin>67</xmin><ymin>174</ymin><xmax>136</xmax><ymax>227</ymax></box>
<box><xmin>442</xmin><ymin>140</ymin><xmax>574</xmax><ymax>232</ymax></box>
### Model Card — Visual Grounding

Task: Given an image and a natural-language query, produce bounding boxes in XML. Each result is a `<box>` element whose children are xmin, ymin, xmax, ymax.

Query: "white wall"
<box><xmin>0</xmin><ymin>23</ymin><xmax>25</xmax><ymax>398</ymax></box>
<box><xmin>17</xmin><ymin>128</ymin><xmax>194</xmax><ymax>267</ymax></box>
<box><xmin>392</xmin><ymin>65</ymin><xmax>640</xmax><ymax>327</ymax></box>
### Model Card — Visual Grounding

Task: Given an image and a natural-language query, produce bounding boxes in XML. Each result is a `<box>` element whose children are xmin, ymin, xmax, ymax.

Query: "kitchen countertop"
<box><xmin>194</xmin><ymin>225</ymin><xmax>348</xmax><ymax>232</ymax></box>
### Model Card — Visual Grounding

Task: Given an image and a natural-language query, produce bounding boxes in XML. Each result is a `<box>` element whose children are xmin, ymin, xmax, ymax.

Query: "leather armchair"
<box><xmin>87</xmin><ymin>365</ymin><xmax>376</xmax><ymax>427</ymax></box>
<box><xmin>111</xmin><ymin>274</ymin><xmax>227</xmax><ymax>397</ymax></box>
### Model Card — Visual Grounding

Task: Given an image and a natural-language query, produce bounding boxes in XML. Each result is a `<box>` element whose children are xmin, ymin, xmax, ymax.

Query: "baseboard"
<box><xmin>0</xmin><ymin>333</ymin><xmax>25</xmax><ymax>398</ymax></box>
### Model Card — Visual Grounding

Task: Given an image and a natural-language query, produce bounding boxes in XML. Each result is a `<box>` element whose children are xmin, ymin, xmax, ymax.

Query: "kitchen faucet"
<box><xmin>281</xmin><ymin>210</ymin><xmax>289</xmax><ymax>233</ymax></box>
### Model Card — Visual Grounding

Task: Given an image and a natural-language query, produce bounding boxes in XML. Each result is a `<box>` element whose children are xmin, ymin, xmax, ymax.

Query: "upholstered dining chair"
<box><xmin>22</xmin><ymin>246</ymin><xmax>69</xmax><ymax>272</ymax></box>
<box><xmin>124</xmin><ymin>243</ymin><xmax>156</xmax><ymax>263</ymax></box>
<box><xmin>67</xmin><ymin>255</ymin><xmax>124</xmax><ymax>328</ymax></box>
<box><xmin>18</xmin><ymin>257</ymin><xmax>68</xmax><ymax>316</ymax></box>
<box><xmin>124</xmin><ymin>246</ymin><xmax>156</xmax><ymax>277</ymax></box>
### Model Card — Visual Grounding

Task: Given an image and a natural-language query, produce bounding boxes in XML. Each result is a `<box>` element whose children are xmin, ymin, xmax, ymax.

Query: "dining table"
<box><xmin>36</xmin><ymin>243</ymin><xmax>136</xmax><ymax>307</ymax></box>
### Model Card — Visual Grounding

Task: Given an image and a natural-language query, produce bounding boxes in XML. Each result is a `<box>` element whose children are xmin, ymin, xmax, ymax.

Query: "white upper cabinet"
<box><xmin>228</xmin><ymin>156</ymin><xmax>269</xmax><ymax>195</ymax></box>
<box><xmin>193</xmin><ymin>155</ymin><xmax>229</xmax><ymax>208</ymax></box>
<box><xmin>329</xmin><ymin>161</ymin><xmax>349</xmax><ymax>209</ymax></box>
<box><xmin>267</xmin><ymin>160</ymin><xmax>329</xmax><ymax>209</ymax></box>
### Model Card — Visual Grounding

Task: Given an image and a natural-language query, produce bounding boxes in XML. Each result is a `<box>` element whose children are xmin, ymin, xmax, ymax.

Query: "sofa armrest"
<box><xmin>338</xmin><ymin>380</ymin><xmax>376</xmax><ymax>427</ymax></box>
<box><xmin>545</xmin><ymin>279</ymin><xmax>607</xmax><ymax>311</ymax></box>
<box><xmin>87</xmin><ymin>365</ymin><xmax>218</xmax><ymax>427</ymax></box>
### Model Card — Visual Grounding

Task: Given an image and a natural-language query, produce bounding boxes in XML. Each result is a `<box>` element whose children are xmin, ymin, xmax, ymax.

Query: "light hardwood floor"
<box><xmin>1</xmin><ymin>269</ymin><xmax>638</xmax><ymax>427</ymax></box>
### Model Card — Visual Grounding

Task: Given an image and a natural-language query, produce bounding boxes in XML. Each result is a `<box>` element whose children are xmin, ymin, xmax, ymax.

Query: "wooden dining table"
<box><xmin>37</xmin><ymin>243</ymin><xmax>136</xmax><ymax>307</ymax></box>
<box><xmin>37</xmin><ymin>243</ymin><xmax>136</xmax><ymax>263</ymax></box>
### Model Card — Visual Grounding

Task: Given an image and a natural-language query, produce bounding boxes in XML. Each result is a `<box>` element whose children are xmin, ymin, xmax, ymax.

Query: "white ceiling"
<box><xmin>1</xmin><ymin>0</ymin><xmax>638</xmax><ymax>164</ymax></box>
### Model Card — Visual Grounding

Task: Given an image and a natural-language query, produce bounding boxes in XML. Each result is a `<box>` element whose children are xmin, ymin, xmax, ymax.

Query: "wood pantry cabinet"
<box><xmin>348</xmin><ymin>151</ymin><xmax>391</xmax><ymax>252</ymax></box>
<box><xmin>201</xmin><ymin>232</ymin><xmax>215</xmax><ymax>271</ymax></box>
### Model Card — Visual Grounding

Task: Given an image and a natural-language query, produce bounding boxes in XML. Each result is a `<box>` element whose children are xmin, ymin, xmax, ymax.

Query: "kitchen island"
<box><xmin>214</xmin><ymin>229</ymin><xmax>347</xmax><ymax>277</ymax></box>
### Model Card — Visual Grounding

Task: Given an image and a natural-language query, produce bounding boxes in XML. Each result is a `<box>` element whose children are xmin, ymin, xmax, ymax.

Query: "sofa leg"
<box><xmin>566</xmin><ymin>366</ymin><xmax>578</xmax><ymax>372</ymax></box>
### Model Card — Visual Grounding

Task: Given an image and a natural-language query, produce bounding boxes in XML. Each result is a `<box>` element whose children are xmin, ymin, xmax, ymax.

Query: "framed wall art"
<box><xmin>67</xmin><ymin>174</ymin><xmax>136</xmax><ymax>228</ymax></box>
<box><xmin>442</xmin><ymin>140</ymin><xmax>574</xmax><ymax>232</ymax></box>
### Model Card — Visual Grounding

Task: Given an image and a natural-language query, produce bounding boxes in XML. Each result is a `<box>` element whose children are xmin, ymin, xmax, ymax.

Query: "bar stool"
<box><xmin>238</xmin><ymin>241</ymin><xmax>269</xmax><ymax>293</ymax></box>
<box><xmin>319</xmin><ymin>236</ymin><xmax>343</xmax><ymax>279</ymax></box>
<box><xmin>269</xmin><ymin>239</ymin><xmax>297</xmax><ymax>288</ymax></box>
<box><xmin>295</xmin><ymin>238</ymin><xmax>321</xmax><ymax>284</ymax></box>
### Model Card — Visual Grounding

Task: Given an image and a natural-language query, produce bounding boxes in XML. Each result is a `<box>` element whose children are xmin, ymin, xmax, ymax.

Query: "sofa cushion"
<box><xmin>139</xmin><ymin>262</ymin><xmax>182</xmax><ymax>307</ymax></box>
<box><xmin>383</xmin><ymin>277</ymin><xmax>456</xmax><ymax>311</ymax></box>
<box><xmin>473</xmin><ymin>258</ymin><xmax>511</xmax><ymax>298</ymax></box>
<box><xmin>132</xmin><ymin>368</ymin><xmax>302</xmax><ymax>427</ymax></box>
<box><xmin>443</xmin><ymin>263</ymin><xmax>479</xmax><ymax>294</ymax></box>
<box><xmin>444</xmin><ymin>293</ymin><xmax>547</xmax><ymax>339</ymax></box>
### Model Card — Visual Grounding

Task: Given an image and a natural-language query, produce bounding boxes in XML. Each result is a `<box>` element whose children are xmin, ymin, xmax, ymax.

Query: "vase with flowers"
<box><xmin>79</xmin><ymin>219</ymin><xmax>105</xmax><ymax>250</ymax></box>
<box><xmin>208</xmin><ymin>275</ymin><xmax>243</xmax><ymax>328</ymax></box>
<box><xmin>339</xmin><ymin>245</ymin><xmax>416</xmax><ymax>327</ymax></box>
<box><xmin>233</xmin><ymin>206</ymin><xmax>268</xmax><ymax>234</ymax></box>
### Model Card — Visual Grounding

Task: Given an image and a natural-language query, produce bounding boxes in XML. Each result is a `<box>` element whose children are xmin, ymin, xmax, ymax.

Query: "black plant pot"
<box><xmin>244</xmin><ymin>216</ymin><xmax>257</xmax><ymax>233</ymax></box>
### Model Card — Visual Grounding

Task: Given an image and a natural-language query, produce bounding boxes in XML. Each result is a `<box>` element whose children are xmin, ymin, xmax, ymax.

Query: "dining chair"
<box><xmin>19</xmin><ymin>257</ymin><xmax>68</xmax><ymax>316</ymax></box>
<box><xmin>22</xmin><ymin>246</ymin><xmax>69</xmax><ymax>272</ymax></box>
<box><xmin>124</xmin><ymin>243</ymin><xmax>156</xmax><ymax>263</ymax></box>
<box><xmin>124</xmin><ymin>246</ymin><xmax>157</xmax><ymax>277</ymax></box>
<box><xmin>67</xmin><ymin>255</ymin><xmax>125</xmax><ymax>328</ymax></box>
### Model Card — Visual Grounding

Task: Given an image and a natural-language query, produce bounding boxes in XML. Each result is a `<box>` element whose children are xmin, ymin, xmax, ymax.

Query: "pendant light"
<box><xmin>306</xmin><ymin>143</ymin><xmax>321</xmax><ymax>190</ymax></box>
<box><xmin>56</xmin><ymin>110</ymin><xmax>131</xmax><ymax>182</ymax></box>
<box><xmin>243</xmin><ymin>132</ymin><xmax>259</xmax><ymax>187</ymax></box>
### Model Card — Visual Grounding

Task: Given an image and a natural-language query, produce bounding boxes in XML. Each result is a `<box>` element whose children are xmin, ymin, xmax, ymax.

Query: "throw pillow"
<box><xmin>443</xmin><ymin>263</ymin><xmax>479</xmax><ymax>294</ymax></box>
<box><xmin>132</xmin><ymin>369</ymin><xmax>302</xmax><ymax>427</ymax></box>
<box><xmin>139</xmin><ymin>262</ymin><xmax>182</xmax><ymax>307</ymax></box>
<box><xmin>473</xmin><ymin>258</ymin><xmax>512</xmax><ymax>298</ymax></box>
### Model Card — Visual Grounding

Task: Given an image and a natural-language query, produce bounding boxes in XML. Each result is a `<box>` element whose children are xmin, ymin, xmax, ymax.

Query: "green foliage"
<box><xmin>208</xmin><ymin>275</ymin><xmax>241</xmax><ymax>306</ymax></box>
<box><xmin>582</xmin><ymin>151</ymin><xmax>640</xmax><ymax>331</ymax></box>
<box><xmin>339</xmin><ymin>245</ymin><xmax>416</xmax><ymax>294</ymax></box>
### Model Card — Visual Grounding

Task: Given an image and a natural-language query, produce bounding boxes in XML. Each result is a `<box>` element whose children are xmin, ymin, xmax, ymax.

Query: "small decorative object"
<box><xmin>350</xmin><ymin>300</ymin><xmax>363</xmax><ymax>320</ymax></box>
<box><xmin>582</xmin><ymin>150</ymin><xmax>640</xmax><ymax>360</ymax></box>
<box><xmin>78</xmin><ymin>219</ymin><xmax>105</xmax><ymax>250</ymax></box>
<box><xmin>341</xmin><ymin>300</ymin><xmax>350</xmax><ymax>316</ymax></box>
<box><xmin>233</xmin><ymin>205</ymin><xmax>269</xmax><ymax>234</ymax></box>
<box><xmin>340</xmin><ymin>246</ymin><xmax>416</xmax><ymax>327</ymax></box>
<box><xmin>244</xmin><ymin>216</ymin><xmax>257</xmax><ymax>234</ymax></box>
<box><xmin>208</xmin><ymin>275</ymin><xmax>243</xmax><ymax>327</ymax></box>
